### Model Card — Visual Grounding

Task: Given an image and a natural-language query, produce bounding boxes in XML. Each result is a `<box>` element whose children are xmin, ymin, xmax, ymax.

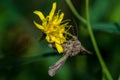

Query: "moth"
<box><xmin>48</xmin><ymin>36</ymin><xmax>91</xmax><ymax>77</ymax></box>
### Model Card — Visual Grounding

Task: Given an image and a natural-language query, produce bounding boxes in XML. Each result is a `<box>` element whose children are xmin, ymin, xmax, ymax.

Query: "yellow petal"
<box><xmin>34</xmin><ymin>10</ymin><xmax>45</xmax><ymax>21</ymax></box>
<box><xmin>46</xmin><ymin>35</ymin><xmax>54</xmax><ymax>43</ymax></box>
<box><xmin>33</xmin><ymin>21</ymin><xmax>44</xmax><ymax>30</ymax></box>
<box><xmin>56</xmin><ymin>12</ymin><xmax>64</xmax><ymax>24</ymax></box>
<box><xmin>55</xmin><ymin>43</ymin><xmax>63</xmax><ymax>53</ymax></box>
<box><xmin>46</xmin><ymin>35</ymin><xmax>50</xmax><ymax>42</ymax></box>
<box><xmin>49</xmin><ymin>2</ymin><xmax>56</xmax><ymax>21</ymax></box>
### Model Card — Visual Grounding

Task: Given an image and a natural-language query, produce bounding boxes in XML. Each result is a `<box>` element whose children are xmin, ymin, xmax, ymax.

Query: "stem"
<box><xmin>65</xmin><ymin>0</ymin><xmax>87</xmax><ymax>24</ymax></box>
<box><xmin>85</xmin><ymin>0</ymin><xmax>113</xmax><ymax>80</ymax></box>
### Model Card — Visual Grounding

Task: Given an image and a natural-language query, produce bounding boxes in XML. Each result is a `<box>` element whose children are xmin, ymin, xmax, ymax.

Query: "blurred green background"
<box><xmin>0</xmin><ymin>0</ymin><xmax>120</xmax><ymax>80</ymax></box>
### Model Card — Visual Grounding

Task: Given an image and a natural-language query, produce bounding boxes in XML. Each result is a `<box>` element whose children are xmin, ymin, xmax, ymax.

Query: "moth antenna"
<box><xmin>73</xmin><ymin>19</ymin><xmax>79</xmax><ymax>37</ymax></box>
<box><xmin>70</xmin><ymin>18</ymin><xmax>79</xmax><ymax>37</ymax></box>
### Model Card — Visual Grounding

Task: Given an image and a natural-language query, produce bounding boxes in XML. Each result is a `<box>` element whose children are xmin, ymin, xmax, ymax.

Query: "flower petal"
<box><xmin>33</xmin><ymin>21</ymin><xmax>44</xmax><ymax>30</ymax></box>
<box><xmin>56</xmin><ymin>12</ymin><xmax>64</xmax><ymax>24</ymax></box>
<box><xmin>49</xmin><ymin>2</ymin><xmax>56</xmax><ymax>21</ymax></box>
<box><xmin>46</xmin><ymin>35</ymin><xmax>54</xmax><ymax>43</ymax></box>
<box><xmin>46</xmin><ymin>35</ymin><xmax>50</xmax><ymax>42</ymax></box>
<box><xmin>55</xmin><ymin>43</ymin><xmax>63</xmax><ymax>53</ymax></box>
<box><xmin>34</xmin><ymin>10</ymin><xmax>45</xmax><ymax>21</ymax></box>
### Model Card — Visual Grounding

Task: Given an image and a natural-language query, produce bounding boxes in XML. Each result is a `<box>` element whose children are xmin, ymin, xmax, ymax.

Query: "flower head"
<box><xmin>33</xmin><ymin>2</ymin><xmax>71</xmax><ymax>53</ymax></box>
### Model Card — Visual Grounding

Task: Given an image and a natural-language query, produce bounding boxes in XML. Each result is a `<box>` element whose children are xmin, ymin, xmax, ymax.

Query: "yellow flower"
<box><xmin>33</xmin><ymin>2</ymin><xmax>71</xmax><ymax>53</ymax></box>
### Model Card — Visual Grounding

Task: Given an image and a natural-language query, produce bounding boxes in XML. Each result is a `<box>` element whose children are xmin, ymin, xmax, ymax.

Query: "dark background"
<box><xmin>0</xmin><ymin>0</ymin><xmax>120</xmax><ymax>80</ymax></box>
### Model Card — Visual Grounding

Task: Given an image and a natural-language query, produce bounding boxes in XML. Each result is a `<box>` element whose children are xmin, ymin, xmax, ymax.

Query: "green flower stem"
<box><xmin>85</xmin><ymin>0</ymin><xmax>113</xmax><ymax>80</ymax></box>
<box><xmin>65</xmin><ymin>0</ymin><xmax>87</xmax><ymax>24</ymax></box>
<box><xmin>66</xmin><ymin>0</ymin><xmax>113</xmax><ymax>79</ymax></box>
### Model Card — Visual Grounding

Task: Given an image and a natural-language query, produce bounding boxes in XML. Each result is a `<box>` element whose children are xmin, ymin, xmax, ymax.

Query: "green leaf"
<box><xmin>92</xmin><ymin>23</ymin><xmax>120</xmax><ymax>35</ymax></box>
<box><xmin>118</xmin><ymin>75</ymin><xmax>120</xmax><ymax>80</ymax></box>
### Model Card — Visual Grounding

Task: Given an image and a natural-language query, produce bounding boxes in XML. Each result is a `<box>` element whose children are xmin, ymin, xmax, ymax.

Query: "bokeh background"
<box><xmin>0</xmin><ymin>0</ymin><xmax>120</xmax><ymax>80</ymax></box>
